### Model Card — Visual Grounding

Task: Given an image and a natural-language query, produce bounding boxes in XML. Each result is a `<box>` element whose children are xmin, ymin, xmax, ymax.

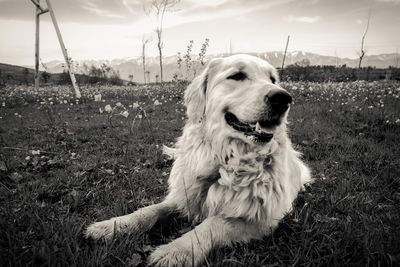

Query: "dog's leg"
<box><xmin>149</xmin><ymin>216</ymin><xmax>263</xmax><ymax>266</ymax></box>
<box><xmin>85</xmin><ymin>201</ymin><xmax>175</xmax><ymax>241</ymax></box>
<box><xmin>298</xmin><ymin>160</ymin><xmax>312</xmax><ymax>189</ymax></box>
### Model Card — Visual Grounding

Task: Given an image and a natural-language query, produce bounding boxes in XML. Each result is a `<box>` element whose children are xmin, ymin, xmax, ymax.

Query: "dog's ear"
<box><xmin>184</xmin><ymin>58</ymin><xmax>221</xmax><ymax>124</ymax></box>
<box><xmin>271</xmin><ymin>67</ymin><xmax>280</xmax><ymax>84</ymax></box>
<box><xmin>184</xmin><ymin>67</ymin><xmax>208</xmax><ymax>123</ymax></box>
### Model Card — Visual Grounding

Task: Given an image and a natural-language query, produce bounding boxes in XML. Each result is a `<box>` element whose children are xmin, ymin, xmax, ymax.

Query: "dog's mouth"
<box><xmin>225</xmin><ymin>112</ymin><xmax>279</xmax><ymax>143</ymax></box>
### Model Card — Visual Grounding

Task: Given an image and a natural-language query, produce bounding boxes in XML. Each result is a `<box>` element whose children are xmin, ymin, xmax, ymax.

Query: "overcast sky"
<box><xmin>0</xmin><ymin>0</ymin><xmax>399</xmax><ymax>65</ymax></box>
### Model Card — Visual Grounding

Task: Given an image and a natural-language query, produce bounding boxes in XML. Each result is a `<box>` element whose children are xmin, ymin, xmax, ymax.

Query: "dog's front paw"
<box><xmin>149</xmin><ymin>243</ymin><xmax>198</xmax><ymax>267</ymax></box>
<box><xmin>85</xmin><ymin>219</ymin><xmax>118</xmax><ymax>241</ymax></box>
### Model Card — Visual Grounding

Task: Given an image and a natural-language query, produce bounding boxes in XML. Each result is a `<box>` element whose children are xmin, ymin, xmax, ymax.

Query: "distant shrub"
<box><xmin>55</xmin><ymin>64</ymin><xmax>124</xmax><ymax>85</ymax></box>
<box><xmin>279</xmin><ymin>65</ymin><xmax>400</xmax><ymax>82</ymax></box>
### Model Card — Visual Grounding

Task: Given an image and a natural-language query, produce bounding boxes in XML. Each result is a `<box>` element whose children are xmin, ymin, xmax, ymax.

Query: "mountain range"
<box><xmin>32</xmin><ymin>51</ymin><xmax>399</xmax><ymax>83</ymax></box>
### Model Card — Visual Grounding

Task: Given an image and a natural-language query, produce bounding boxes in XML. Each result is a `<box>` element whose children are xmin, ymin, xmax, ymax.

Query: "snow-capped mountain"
<box><xmin>36</xmin><ymin>51</ymin><xmax>399</xmax><ymax>83</ymax></box>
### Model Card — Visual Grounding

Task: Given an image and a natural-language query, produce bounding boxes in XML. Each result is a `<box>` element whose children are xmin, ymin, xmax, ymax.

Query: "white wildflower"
<box><xmin>132</xmin><ymin>102</ymin><xmax>140</xmax><ymax>109</ymax></box>
<box><xmin>105</xmin><ymin>104</ymin><xmax>112</xmax><ymax>113</ymax></box>
<box><xmin>94</xmin><ymin>94</ymin><xmax>102</xmax><ymax>102</ymax></box>
<box><xmin>31</xmin><ymin>150</ymin><xmax>41</xmax><ymax>155</ymax></box>
<box><xmin>121</xmin><ymin>110</ymin><xmax>129</xmax><ymax>118</ymax></box>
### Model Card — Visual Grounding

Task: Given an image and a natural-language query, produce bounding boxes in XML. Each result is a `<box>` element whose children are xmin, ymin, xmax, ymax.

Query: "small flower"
<box><xmin>121</xmin><ymin>110</ymin><xmax>129</xmax><ymax>118</ymax></box>
<box><xmin>132</xmin><ymin>102</ymin><xmax>140</xmax><ymax>109</ymax></box>
<box><xmin>116</xmin><ymin>102</ymin><xmax>122</xmax><ymax>107</ymax></box>
<box><xmin>104</xmin><ymin>104</ymin><xmax>112</xmax><ymax>113</ymax></box>
<box><xmin>94</xmin><ymin>94</ymin><xmax>102</xmax><ymax>102</ymax></box>
<box><xmin>31</xmin><ymin>150</ymin><xmax>41</xmax><ymax>155</ymax></box>
<box><xmin>154</xmin><ymin>100</ymin><xmax>161</xmax><ymax>106</ymax></box>
<box><xmin>99</xmin><ymin>108</ymin><xmax>103</xmax><ymax>114</ymax></box>
<box><xmin>105</xmin><ymin>169</ymin><xmax>114</xmax><ymax>175</ymax></box>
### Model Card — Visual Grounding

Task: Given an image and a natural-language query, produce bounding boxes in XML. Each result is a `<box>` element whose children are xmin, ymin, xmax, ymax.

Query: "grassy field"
<box><xmin>0</xmin><ymin>81</ymin><xmax>399</xmax><ymax>266</ymax></box>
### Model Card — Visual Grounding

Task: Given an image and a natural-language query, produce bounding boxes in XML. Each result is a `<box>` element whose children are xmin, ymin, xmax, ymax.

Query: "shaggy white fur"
<box><xmin>85</xmin><ymin>54</ymin><xmax>312</xmax><ymax>266</ymax></box>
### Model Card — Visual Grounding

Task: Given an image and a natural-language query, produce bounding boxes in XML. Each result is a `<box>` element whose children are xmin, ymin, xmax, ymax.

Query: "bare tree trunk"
<box><xmin>143</xmin><ymin>53</ymin><xmax>146</xmax><ymax>83</ymax></box>
<box><xmin>281</xmin><ymin>35</ymin><xmax>290</xmax><ymax>70</ymax></box>
<box><xmin>157</xmin><ymin>31</ymin><xmax>163</xmax><ymax>82</ymax></box>
<box><xmin>46</xmin><ymin>0</ymin><xmax>81</xmax><ymax>98</ymax></box>
<box><xmin>144</xmin><ymin>0</ymin><xmax>180</xmax><ymax>84</ymax></box>
<box><xmin>359</xmin><ymin>9</ymin><xmax>371</xmax><ymax>69</ymax></box>
<box><xmin>35</xmin><ymin>2</ymin><xmax>40</xmax><ymax>90</ymax></box>
<box><xmin>31</xmin><ymin>0</ymin><xmax>49</xmax><ymax>90</ymax></box>
<box><xmin>142</xmin><ymin>36</ymin><xmax>149</xmax><ymax>84</ymax></box>
<box><xmin>142</xmin><ymin>44</ymin><xmax>146</xmax><ymax>83</ymax></box>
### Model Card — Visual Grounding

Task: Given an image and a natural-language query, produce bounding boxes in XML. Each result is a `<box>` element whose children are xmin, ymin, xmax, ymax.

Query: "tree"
<box><xmin>294</xmin><ymin>58</ymin><xmax>311</xmax><ymax>67</ymax></box>
<box><xmin>358</xmin><ymin>8</ymin><xmax>371</xmax><ymax>69</ymax></box>
<box><xmin>141</xmin><ymin>34</ymin><xmax>151</xmax><ymax>83</ymax></box>
<box><xmin>145</xmin><ymin>70</ymin><xmax>150</xmax><ymax>83</ymax></box>
<box><xmin>145</xmin><ymin>0</ymin><xmax>180</xmax><ymax>82</ymax></box>
<box><xmin>22</xmin><ymin>68</ymin><xmax>29</xmax><ymax>85</ymax></box>
<box><xmin>41</xmin><ymin>71</ymin><xmax>50</xmax><ymax>83</ymax></box>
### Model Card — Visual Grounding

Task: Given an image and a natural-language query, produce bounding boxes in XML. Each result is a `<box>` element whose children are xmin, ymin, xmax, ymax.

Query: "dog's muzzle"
<box><xmin>225</xmin><ymin>88</ymin><xmax>292</xmax><ymax>143</ymax></box>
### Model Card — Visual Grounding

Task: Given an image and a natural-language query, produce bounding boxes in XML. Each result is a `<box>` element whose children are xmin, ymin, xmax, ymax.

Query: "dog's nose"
<box><xmin>265</xmin><ymin>88</ymin><xmax>292</xmax><ymax>114</ymax></box>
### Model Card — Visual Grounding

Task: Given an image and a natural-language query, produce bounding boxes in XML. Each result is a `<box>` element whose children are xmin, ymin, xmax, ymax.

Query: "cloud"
<box><xmin>0</xmin><ymin>0</ymin><xmax>297</xmax><ymax>28</ymax></box>
<box><xmin>284</xmin><ymin>15</ymin><xmax>320</xmax><ymax>23</ymax></box>
<box><xmin>178</xmin><ymin>0</ymin><xmax>295</xmax><ymax>23</ymax></box>
<box><xmin>375</xmin><ymin>0</ymin><xmax>400</xmax><ymax>4</ymax></box>
<box><xmin>82</xmin><ymin>1</ymin><xmax>126</xmax><ymax>19</ymax></box>
<box><xmin>0</xmin><ymin>0</ymin><xmax>143</xmax><ymax>24</ymax></box>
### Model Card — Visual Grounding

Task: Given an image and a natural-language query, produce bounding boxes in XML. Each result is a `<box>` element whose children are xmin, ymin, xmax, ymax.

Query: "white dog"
<box><xmin>85</xmin><ymin>54</ymin><xmax>312</xmax><ymax>266</ymax></box>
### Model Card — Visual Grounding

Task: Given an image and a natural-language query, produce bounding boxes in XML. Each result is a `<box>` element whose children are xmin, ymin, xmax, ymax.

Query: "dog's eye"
<box><xmin>227</xmin><ymin>72</ymin><xmax>247</xmax><ymax>81</ymax></box>
<box><xmin>270</xmin><ymin>76</ymin><xmax>276</xmax><ymax>84</ymax></box>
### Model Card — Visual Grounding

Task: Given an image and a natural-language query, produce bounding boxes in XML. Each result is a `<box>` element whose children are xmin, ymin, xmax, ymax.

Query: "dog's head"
<box><xmin>185</xmin><ymin>54</ymin><xmax>291</xmax><ymax>145</ymax></box>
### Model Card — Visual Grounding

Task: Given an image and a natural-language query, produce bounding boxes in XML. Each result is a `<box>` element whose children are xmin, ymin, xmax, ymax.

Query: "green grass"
<box><xmin>0</xmin><ymin>81</ymin><xmax>399</xmax><ymax>266</ymax></box>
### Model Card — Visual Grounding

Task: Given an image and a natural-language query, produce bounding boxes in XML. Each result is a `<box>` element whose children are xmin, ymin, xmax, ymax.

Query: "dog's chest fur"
<box><xmin>168</xmin><ymin>131</ymin><xmax>301</xmax><ymax>230</ymax></box>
